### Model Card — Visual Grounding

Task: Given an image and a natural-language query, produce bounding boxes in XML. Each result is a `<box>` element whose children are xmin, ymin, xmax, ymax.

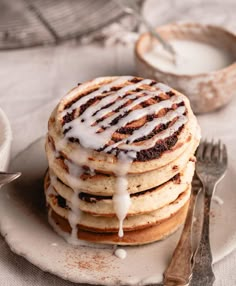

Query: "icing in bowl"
<box><xmin>135</xmin><ymin>22</ymin><xmax>236</xmax><ymax>113</ymax></box>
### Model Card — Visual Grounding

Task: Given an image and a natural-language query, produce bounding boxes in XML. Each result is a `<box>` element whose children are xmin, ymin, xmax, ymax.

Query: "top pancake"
<box><xmin>48</xmin><ymin>76</ymin><xmax>200</xmax><ymax>174</ymax></box>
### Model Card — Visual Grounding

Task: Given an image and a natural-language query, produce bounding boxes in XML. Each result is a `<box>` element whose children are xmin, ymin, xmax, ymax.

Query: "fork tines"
<box><xmin>196</xmin><ymin>139</ymin><xmax>227</xmax><ymax>164</ymax></box>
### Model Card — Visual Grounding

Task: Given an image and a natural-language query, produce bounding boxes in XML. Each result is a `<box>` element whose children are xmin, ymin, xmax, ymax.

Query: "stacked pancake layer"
<box><xmin>45</xmin><ymin>76</ymin><xmax>200</xmax><ymax>245</ymax></box>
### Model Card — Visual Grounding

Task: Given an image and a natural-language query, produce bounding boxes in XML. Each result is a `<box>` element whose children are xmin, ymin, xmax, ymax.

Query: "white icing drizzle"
<box><xmin>46</xmin><ymin>182</ymin><xmax>56</xmax><ymax>196</ymax></box>
<box><xmin>61</xmin><ymin>76</ymin><xmax>134</xmax><ymax>117</ymax></box>
<box><xmin>89</xmin><ymin>167</ymin><xmax>95</xmax><ymax>176</ymax></box>
<box><xmin>55</xmin><ymin>151</ymin><xmax>60</xmax><ymax>158</ymax></box>
<box><xmin>213</xmin><ymin>195</ymin><xmax>224</xmax><ymax>205</ymax></box>
<box><xmin>50</xmin><ymin>174</ymin><xmax>57</xmax><ymax>186</ymax></box>
<box><xmin>63</xmin><ymin>94</ymin><xmax>184</xmax><ymax>152</ymax></box>
<box><xmin>48</xmin><ymin>209</ymin><xmax>111</xmax><ymax>249</ymax></box>
<box><xmin>64</xmin><ymin>159</ymin><xmax>83</xmax><ymax>245</ymax></box>
<box><xmin>51</xmin><ymin>243</ymin><xmax>58</xmax><ymax>247</ymax></box>
<box><xmin>122</xmin><ymin>106</ymin><xmax>185</xmax><ymax>144</ymax></box>
<box><xmin>97</xmin><ymin>93</ymin><xmax>176</xmax><ymax>129</ymax></box>
<box><xmin>56</xmin><ymin>77</ymin><xmax>187</xmax><ymax>238</ymax></box>
<box><xmin>104</xmin><ymin>106</ymin><xmax>186</xmax><ymax>153</ymax></box>
<box><xmin>114</xmin><ymin>248</ymin><xmax>127</xmax><ymax>259</ymax></box>
<box><xmin>117</xmin><ymin>115</ymin><xmax>187</xmax><ymax>152</ymax></box>
<box><xmin>113</xmin><ymin>152</ymin><xmax>134</xmax><ymax>237</ymax></box>
<box><xmin>91</xmin><ymin>82</ymin><xmax>170</xmax><ymax>121</ymax></box>
<box><xmin>155</xmin><ymin>82</ymin><xmax>171</xmax><ymax>93</ymax></box>
<box><xmin>64</xmin><ymin>154</ymin><xmax>87</xmax><ymax>245</ymax></box>
<box><xmin>83</xmin><ymin>91</ymin><xmax>153</xmax><ymax>124</ymax></box>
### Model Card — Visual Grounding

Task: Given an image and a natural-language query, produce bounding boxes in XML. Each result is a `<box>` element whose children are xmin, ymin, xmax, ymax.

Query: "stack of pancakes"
<box><xmin>44</xmin><ymin>76</ymin><xmax>200</xmax><ymax>245</ymax></box>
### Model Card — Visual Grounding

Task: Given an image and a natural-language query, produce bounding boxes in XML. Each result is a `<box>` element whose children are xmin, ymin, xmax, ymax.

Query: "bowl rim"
<box><xmin>0</xmin><ymin>107</ymin><xmax>12</xmax><ymax>155</ymax></box>
<box><xmin>135</xmin><ymin>22</ymin><xmax>236</xmax><ymax>78</ymax></box>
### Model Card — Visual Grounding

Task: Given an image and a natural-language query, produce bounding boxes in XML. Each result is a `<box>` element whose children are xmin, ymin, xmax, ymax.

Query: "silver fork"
<box><xmin>190</xmin><ymin>140</ymin><xmax>228</xmax><ymax>286</ymax></box>
<box><xmin>163</xmin><ymin>173</ymin><xmax>202</xmax><ymax>286</ymax></box>
<box><xmin>0</xmin><ymin>171</ymin><xmax>21</xmax><ymax>187</ymax></box>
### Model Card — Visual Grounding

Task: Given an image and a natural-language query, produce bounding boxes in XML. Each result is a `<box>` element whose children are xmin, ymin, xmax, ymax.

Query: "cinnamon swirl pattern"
<box><xmin>45</xmin><ymin>76</ymin><xmax>201</xmax><ymax>245</ymax></box>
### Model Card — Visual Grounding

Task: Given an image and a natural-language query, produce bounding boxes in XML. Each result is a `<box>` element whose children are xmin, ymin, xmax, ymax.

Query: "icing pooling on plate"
<box><xmin>114</xmin><ymin>248</ymin><xmax>127</xmax><ymax>259</ymax></box>
<box><xmin>54</xmin><ymin>77</ymin><xmax>188</xmax><ymax>240</ymax></box>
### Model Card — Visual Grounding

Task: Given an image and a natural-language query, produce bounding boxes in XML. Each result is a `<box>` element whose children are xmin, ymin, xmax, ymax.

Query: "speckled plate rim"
<box><xmin>0</xmin><ymin>137</ymin><xmax>236</xmax><ymax>286</ymax></box>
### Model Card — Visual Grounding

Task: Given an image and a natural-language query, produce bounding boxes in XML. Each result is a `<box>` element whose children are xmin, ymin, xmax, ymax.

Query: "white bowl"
<box><xmin>0</xmin><ymin>108</ymin><xmax>12</xmax><ymax>171</ymax></box>
<box><xmin>135</xmin><ymin>22</ymin><xmax>236</xmax><ymax>113</ymax></box>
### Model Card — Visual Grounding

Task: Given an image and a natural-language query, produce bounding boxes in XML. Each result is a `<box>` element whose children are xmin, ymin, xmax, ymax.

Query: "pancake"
<box><xmin>48</xmin><ymin>76</ymin><xmax>200</xmax><ymax>174</ymax></box>
<box><xmin>46</xmin><ymin>133</ymin><xmax>198</xmax><ymax>195</ymax></box>
<box><xmin>48</xmin><ymin>200</ymin><xmax>189</xmax><ymax>245</ymax></box>
<box><xmin>45</xmin><ymin>159</ymin><xmax>194</xmax><ymax>216</ymax></box>
<box><xmin>47</xmin><ymin>187</ymin><xmax>190</xmax><ymax>233</ymax></box>
<box><xmin>44</xmin><ymin>76</ymin><xmax>201</xmax><ymax>245</ymax></box>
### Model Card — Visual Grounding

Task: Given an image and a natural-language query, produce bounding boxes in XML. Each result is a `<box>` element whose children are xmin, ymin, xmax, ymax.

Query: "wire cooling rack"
<box><xmin>0</xmin><ymin>0</ymin><xmax>139</xmax><ymax>50</ymax></box>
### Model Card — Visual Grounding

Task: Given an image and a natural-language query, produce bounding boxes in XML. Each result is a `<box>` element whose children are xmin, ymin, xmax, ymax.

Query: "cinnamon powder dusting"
<box><xmin>65</xmin><ymin>248</ymin><xmax>117</xmax><ymax>274</ymax></box>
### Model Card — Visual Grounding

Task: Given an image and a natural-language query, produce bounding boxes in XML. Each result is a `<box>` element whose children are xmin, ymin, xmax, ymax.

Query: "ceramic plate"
<box><xmin>0</xmin><ymin>107</ymin><xmax>12</xmax><ymax>171</ymax></box>
<box><xmin>0</xmin><ymin>137</ymin><xmax>236</xmax><ymax>285</ymax></box>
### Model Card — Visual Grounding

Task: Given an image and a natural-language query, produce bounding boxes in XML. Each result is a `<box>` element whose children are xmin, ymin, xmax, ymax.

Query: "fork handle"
<box><xmin>163</xmin><ymin>189</ymin><xmax>199</xmax><ymax>286</ymax></box>
<box><xmin>190</xmin><ymin>184</ymin><xmax>216</xmax><ymax>286</ymax></box>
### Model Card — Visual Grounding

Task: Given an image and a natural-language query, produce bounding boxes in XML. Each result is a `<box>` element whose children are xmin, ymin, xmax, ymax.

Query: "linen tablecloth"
<box><xmin>0</xmin><ymin>42</ymin><xmax>236</xmax><ymax>286</ymax></box>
